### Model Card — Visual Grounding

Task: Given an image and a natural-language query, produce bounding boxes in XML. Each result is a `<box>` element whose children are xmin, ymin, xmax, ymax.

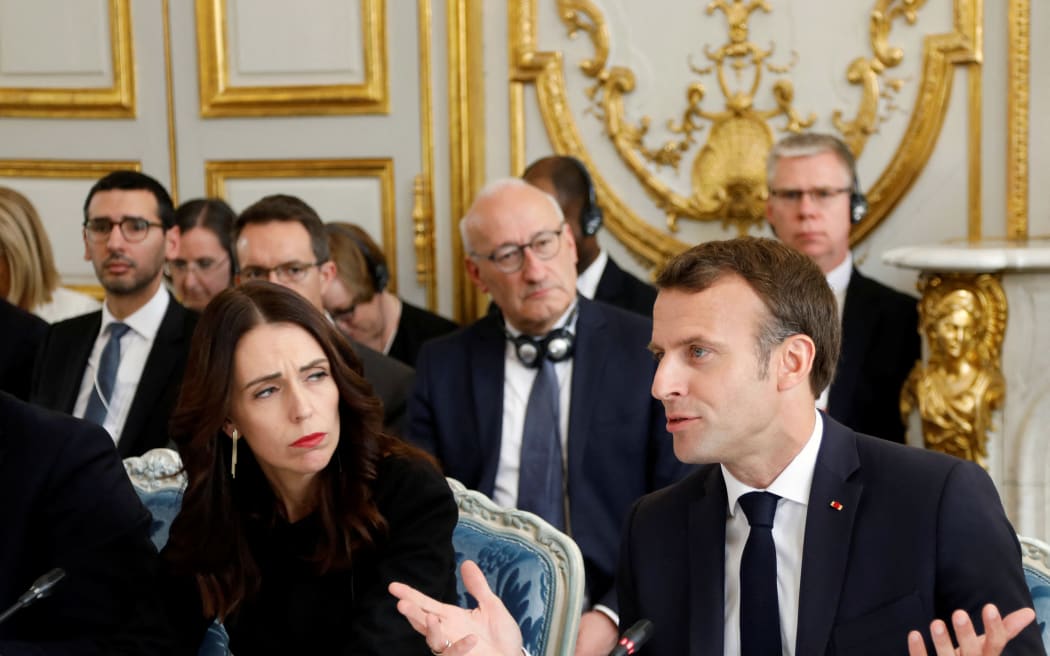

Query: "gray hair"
<box><xmin>766</xmin><ymin>133</ymin><xmax>858</xmax><ymax>188</ymax></box>
<box><xmin>459</xmin><ymin>177</ymin><xmax>564</xmax><ymax>253</ymax></box>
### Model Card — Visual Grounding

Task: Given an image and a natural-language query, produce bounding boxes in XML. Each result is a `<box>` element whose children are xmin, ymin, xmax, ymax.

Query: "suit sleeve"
<box><xmin>405</xmin><ymin>345</ymin><xmax>440</xmax><ymax>459</ymax></box>
<box><xmin>933</xmin><ymin>460</ymin><xmax>1043</xmax><ymax>654</ymax></box>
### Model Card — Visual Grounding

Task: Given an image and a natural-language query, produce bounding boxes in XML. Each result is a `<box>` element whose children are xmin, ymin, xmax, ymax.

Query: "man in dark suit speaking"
<box><xmin>407</xmin><ymin>178</ymin><xmax>689</xmax><ymax>654</ymax></box>
<box><xmin>391</xmin><ymin>237</ymin><xmax>1038</xmax><ymax>656</ymax></box>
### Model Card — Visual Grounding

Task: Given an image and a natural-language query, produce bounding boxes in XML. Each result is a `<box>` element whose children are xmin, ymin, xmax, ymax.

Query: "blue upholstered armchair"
<box><xmin>1020</xmin><ymin>534</ymin><xmax>1050</xmax><ymax>653</ymax></box>
<box><xmin>447</xmin><ymin>477</ymin><xmax>586</xmax><ymax>656</ymax></box>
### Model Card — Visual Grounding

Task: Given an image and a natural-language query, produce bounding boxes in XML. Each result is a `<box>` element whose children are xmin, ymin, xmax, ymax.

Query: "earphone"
<box><xmin>506</xmin><ymin>305</ymin><xmax>578</xmax><ymax>368</ymax></box>
<box><xmin>328</xmin><ymin>224</ymin><xmax>390</xmax><ymax>292</ymax></box>
<box><xmin>849</xmin><ymin>175</ymin><xmax>869</xmax><ymax>224</ymax></box>
<box><xmin>565</xmin><ymin>156</ymin><xmax>603</xmax><ymax>237</ymax></box>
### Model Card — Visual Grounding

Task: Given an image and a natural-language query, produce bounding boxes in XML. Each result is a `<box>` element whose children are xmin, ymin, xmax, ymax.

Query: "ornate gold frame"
<box><xmin>508</xmin><ymin>0</ymin><xmax>982</xmax><ymax>266</ymax></box>
<box><xmin>414</xmin><ymin>0</ymin><xmax>438</xmax><ymax>311</ymax></box>
<box><xmin>0</xmin><ymin>0</ymin><xmax>135</xmax><ymax>118</ymax></box>
<box><xmin>204</xmin><ymin>158</ymin><xmax>398</xmax><ymax>291</ymax></box>
<box><xmin>1006</xmin><ymin>0</ymin><xmax>1029</xmax><ymax>239</ymax></box>
<box><xmin>196</xmin><ymin>0</ymin><xmax>389</xmax><ymax>117</ymax></box>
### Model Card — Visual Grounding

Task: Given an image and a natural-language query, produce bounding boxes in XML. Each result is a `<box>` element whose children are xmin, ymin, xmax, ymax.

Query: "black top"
<box><xmin>163</xmin><ymin>454</ymin><xmax>457</xmax><ymax>655</ymax></box>
<box><xmin>0</xmin><ymin>299</ymin><xmax>47</xmax><ymax>401</ymax></box>
<box><xmin>388</xmin><ymin>300</ymin><xmax>458</xmax><ymax>368</ymax></box>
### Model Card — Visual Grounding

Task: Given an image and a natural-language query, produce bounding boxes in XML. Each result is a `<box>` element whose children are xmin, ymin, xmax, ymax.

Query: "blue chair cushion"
<box><xmin>1024</xmin><ymin>565</ymin><xmax>1050</xmax><ymax>654</ymax></box>
<box><xmin>135</xmin><ymin>487</ymin><xmax>183</xmax><ymax>551</ymax></box>
<box><xmin>452</xmin><ymin>519</ymin><xmax>553</xmax><ymax>656</ymax></box>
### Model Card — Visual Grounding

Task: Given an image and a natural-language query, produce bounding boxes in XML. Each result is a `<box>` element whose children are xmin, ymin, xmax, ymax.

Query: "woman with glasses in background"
<box><xmin>167</xmin><ymin>198</ymin><xmax>235</xmax><ymax>312</ymax></box>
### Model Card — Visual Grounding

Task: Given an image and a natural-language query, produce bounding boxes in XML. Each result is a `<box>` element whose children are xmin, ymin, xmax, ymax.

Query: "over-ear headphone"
<box><xmin>566</xmin><ymin>156</ymin><xmax>603</xmax><ymax>237</ymax></box>
<box><xmin>328</xmin><ymin>224</ymin><xmax>389</xmax><ymax>292</ymax></box>
<box><xmin>506</xmin><ymin>305</ymin><xmax>578</xmax><ymax>368</ymax></box>
<box><xmin>849</xmin><ymin>175</ymin><xmax>868</xmax><ymax>225</ymax></box>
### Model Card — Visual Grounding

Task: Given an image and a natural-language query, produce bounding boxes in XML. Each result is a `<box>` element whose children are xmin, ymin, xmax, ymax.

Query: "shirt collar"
<box><xmin>100</xmin><ymin>285</ymin><xmax>170</xmax><ymax>341</ymax></box>
<box><xmin>723</xmin><ymin>406</ymin><xmax>824</xmax><ymax>516</ymax></box>
<box><xmin>824</xmin><ymin>250</ymin><xmax>853</xmax><ymax>296</ymax></box>
<box><xmin>575</xmin><ymin>249</ymin><xmax>608</xmax><ymax>300</ymax></box>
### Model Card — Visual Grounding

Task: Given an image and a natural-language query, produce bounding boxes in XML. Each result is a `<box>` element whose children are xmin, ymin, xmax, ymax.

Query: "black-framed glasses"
<box><xmin>83</xmin><ymin>217</ymin><xmax>165</xmax><ymax>243</ymax></box>
<box><xmin>768</xmin><ymin>187</ymin><xmax>852</xmax><ymax>206</ymax></box>
<box><xmin>166</xmin><ymin>255</ymin><xmax>229</xmax><ymax>277</ymax></box>
<box><xmin>471</xmin><ymin>223</ymin><xmax>566</xmax><ymax>273</ymax></box>
<box><xmin>238</xmin><ymin>261</ymin><xmax>321</xmax><ymax>283</ymax></box>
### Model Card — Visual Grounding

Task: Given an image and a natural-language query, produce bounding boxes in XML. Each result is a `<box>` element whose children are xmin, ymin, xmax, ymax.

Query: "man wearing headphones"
<box><xmin>407</xmin><ymin>179</ymin><xmax>690</xmax><ymax>655</ymax></box>
<box><xmin>523</xmin><ymin>155</ymin><xmax>657</xmax><ymax>318</ymax></box>
<box><xmin>766</xmin><ymin>132</ymin><xmax>920</xmax><ymax>443</ymax></box>
<box><xmin>323</xmin><ymin>222</ymin><xmax>457</xmax><ymax>367</ymax></box>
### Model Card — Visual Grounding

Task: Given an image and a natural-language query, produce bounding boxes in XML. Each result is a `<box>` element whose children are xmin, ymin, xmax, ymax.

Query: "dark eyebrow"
<box><xmin>243</xmin><ymin>372</ymin><xmax>280</xmax><ymax>390</ymax></box>
<box><xmin>300</xmin><ymin>358</ymin><xmax>328</xmax><ymax>372</ymax></box>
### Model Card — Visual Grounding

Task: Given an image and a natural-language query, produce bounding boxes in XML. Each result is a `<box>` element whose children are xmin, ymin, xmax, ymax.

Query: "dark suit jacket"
<box><xmin>828</xmin><ymin>270</ymin><xmax>920</xmax><ymax>443</ymax></box>
<box><xmin>29</xmin><ymin>295</ymin><xmax>197</xmax><ymax>457</ymax></box>
<box><xmin>0</xmin><ymin>392</ymin><xmax>174</xmax><ymax>655</ymax></box>
<box><xmin>350</xmin><ymin>339</ymin><xmax>414</xmax><ymax>437</ymax></box>
<box><xmin>388</xmin><ymin>300</ymin><xmax>458</xmax><ymax>368</ymax></box>
<box><xmin>0</xmin><ymin>299</ymin><xmax>48</xmax><ymax>401</ymax></box>
<box><xmin>594</xmin><ymin>256</ymin><xmax>657</xmax><ymax>319</ymax></box>
<box><xmin>617</xmin><ymin>414</ymin><xmax>1041</xmax><ymax>655</ymax></box>
<box><xmin>408</xmin><ymin>297</ymin><xmax>691</xmax><ymax>608</ymax></box>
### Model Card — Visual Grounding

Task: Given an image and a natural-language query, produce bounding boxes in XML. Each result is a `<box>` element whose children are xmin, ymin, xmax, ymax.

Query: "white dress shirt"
<box><xmin>816</xmin><ymin>253</ymin><xmax>853</xmax><ymax>410</ymax></box>
<box><xmin>574</xmin><ymin>249</ymin><xmax>608</xmax><ymax>300</ymax></box>
<box><xmin>73</xmin><ymin>286</ymin><xmax>170</xmax><ymax>445</ymax></box>
<box><xmin>722</xmin><ymin>408</ymin><xmax>824</xmax><ymax>656</ymax></box>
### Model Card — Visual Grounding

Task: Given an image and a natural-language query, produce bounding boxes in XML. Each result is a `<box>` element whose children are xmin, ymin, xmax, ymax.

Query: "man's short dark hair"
<box><xmin>522</xmin><ymin>155</ymin><xmax>590</xmax><ymax>221</ymax></box>
<box><xmin>656</xmin><ymin>236</ymin><xmax>840</xmax><ymax>395</ymax></box>
<box><xmin>83</xmin><ymin>170</ymin><xmax>176</xmax><ymax>230</ymax></box>
<box><xmin>234</xmin><ymin>194</ymin><xmax>330</xmax><ymax>266</ymax></box>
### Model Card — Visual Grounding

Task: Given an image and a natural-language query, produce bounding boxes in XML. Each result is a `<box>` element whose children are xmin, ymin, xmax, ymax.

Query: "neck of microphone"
<box><xmin>0</xmin><ymin>568</ymin><xmax>66</xmax><ymax>626</ymax></box>
<box><xmin>608</xmin><ymin>619</ymin><xmax>654</xmax><ymax>656</ymax></box>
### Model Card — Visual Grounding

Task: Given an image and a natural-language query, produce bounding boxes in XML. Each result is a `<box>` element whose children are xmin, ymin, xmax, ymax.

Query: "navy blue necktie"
<box><xmin>517</xmin><ymin>359</ymin><xmax>565</xmax><ymax>531</ymax></box>
<box><xmin>83</xmin><ymin>322</ymin><xmax>131</xmax><ymax>427</ymax></box>
<box><xmin>739</xmin><ymin>491</ymin><xmax>782</xmax><ymax>656</ymax></box>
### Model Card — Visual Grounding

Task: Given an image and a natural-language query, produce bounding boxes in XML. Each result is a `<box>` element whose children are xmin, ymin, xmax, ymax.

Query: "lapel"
<box><xmin>795</xmin><ymin>413</ymin><xmax>863</xmax><ymax>655</ymax></box>
<box><xmin>829</xmin><ymin>270</ymin><xmax>876</xmax><ymax>413</ymax></box>
<box><xmin>117</xmin><ymin>299</ymin><xmax>185</xmax><ymax>457</ymax></box>
<box><xmin>566</xmin><ymin>298</ymin><xmax>606</xmax><ymax>476</ymax></box>
<box><xmin>687</xmin><ymin>466</ymin><xmax>728</xmax><ymax>656</ymax></box>
<box><xmin>469</xmin><ymin>315</ymin><xmax>507</xmax><ymax>496</ymax></box>
<box><xmin>56</xmin><ymin>313</ymin><xmax>102</xmax><ymax>412</ymax></box>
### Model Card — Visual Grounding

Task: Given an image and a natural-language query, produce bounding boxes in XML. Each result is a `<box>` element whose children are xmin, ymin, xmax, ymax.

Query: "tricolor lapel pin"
<box><xmin>829</xmin><ymin>500</ymin><xmax>844</xmax><ymax>511</ymax></box>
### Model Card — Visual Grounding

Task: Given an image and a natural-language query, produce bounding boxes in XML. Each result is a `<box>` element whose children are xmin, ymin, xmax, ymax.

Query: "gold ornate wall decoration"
<box><xmin>415</xmin><ymin>0</ymin><xmax>438</xmax><ymax>310</ymax></box>
<box><xmin>1006</xmin><ymin>0</ymin><xmax>1029</xmax><ymax>239</ymax></box>
<box><xmin>901</xmin><ymin>273</ymin><xmax>1007</xmax><ymax>468</ymax></box>
<box><xmin>0</xmin><ymin>0</ymin><xmax>135</xmax><ymax>118</ymax></box>
<box><xmin>510</xmin><ymin>0</ymin><xmax>981</xmax><ymax>267</ymax></box>
<box><xmin>195</xmin><ymin>0</ymin><xmax>388</xmax><ymax>117</ymax></box>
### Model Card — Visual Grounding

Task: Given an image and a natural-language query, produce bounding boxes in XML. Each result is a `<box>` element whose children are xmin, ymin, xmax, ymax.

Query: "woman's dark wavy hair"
<box><xmin>164</xmin><ymin>281</ymin><xmax>411</xmax><ymax>619</ymax></box>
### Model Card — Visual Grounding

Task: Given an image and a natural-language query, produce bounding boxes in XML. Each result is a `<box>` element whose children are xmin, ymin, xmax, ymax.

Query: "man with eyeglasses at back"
<box><xmin>766</xmin><ymin>133</ymin><xmax>920</xmax><ymax>444</ymax></box>
<box><xmin>406</xmin><ymin>179</ymin><xmax>691</xmax><ymax>655</ymax></box>
<box><xmin>30</xmin><ymin>170</ymin><xmax>198</xmax><ymax>457</ymax></box>
<box><xmin>233</xmin><ymin>194</ymin><xmax>415</xmax><ymax>436</ymax></box>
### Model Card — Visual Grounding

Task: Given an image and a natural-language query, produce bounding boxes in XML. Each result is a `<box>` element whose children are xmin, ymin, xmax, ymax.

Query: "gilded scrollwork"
<box><xmin>900</xmin><ymin>274</ymin><xmax>1007</xmax><ymax>468</ymax></box>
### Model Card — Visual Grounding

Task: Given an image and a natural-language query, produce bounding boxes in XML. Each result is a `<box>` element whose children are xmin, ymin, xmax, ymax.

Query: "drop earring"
<box><xmin>231</xmin><ymin>428</ymin><xmax>239</xmax><ymax>479</ymax></box>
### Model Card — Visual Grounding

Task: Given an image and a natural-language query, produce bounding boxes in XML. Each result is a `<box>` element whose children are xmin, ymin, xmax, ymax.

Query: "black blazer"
<box><xmin>593</xmin><ymin>256</ymin><xmax>657</xmax><ymax>319</ymax></box>
<box><xmin>29</xmin><ymin>296</ymin><xmax>197</xmax><ymax>457</ymax></box>
<box><xmin>349</xmin><ymin>339</ymin><xmax>415</xmax><ymax>437</ymax></box>
<box><xmin>0</xmin><ymin>392</ymin><xmax>174</xmax><ymax>654</ymax></box>
<box><xmin>0</xmin><ymin>299</ymin><xmax>48</xmax><ymax>401</ymax></box>
<box><xmin>617</xmin><ymin>414</ymin><xmax>1040</xmax><ymax>655</ymax></box>
<box><xmin>388</xmin><ymin>300</ymin><xmax>458</xmax><ymax>368</ymax></box>
<box><xmin>408</xmin><ymin>297</ymin><xmax>692</xmax><ymax>608</ymax></box>
<box><xmin>828</xmin><ymin>270</ymin><xmax>920</xmax><ymax>443</ymax></box>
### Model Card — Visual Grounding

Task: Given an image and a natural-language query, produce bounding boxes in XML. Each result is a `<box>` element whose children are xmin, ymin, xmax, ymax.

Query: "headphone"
<box><xmin>849</xmin><ymin>175</ymin><xmax>869</xmax><ymax>225</ymax></box>
<box><xmin>506</xmin><ymin>305</ymin><xmax>578</xmax><ymax>368</ymax></box>
<box><xmin>329</xmin><ymin>224</ymin><xmax>389</xmax><ymax>292</ymax></box>
<box><xmin>565</xmin><ymin>156</ymin><xmax>603</xmax><ymax>237</ymax></box>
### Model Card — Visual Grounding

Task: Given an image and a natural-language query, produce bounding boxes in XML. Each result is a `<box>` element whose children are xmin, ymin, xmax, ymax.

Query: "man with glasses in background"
<box><xmin>233</xmin><ymin>194</ymin><xmax>414</xmax><ymax>436</ymax></box>
<box><xmin>31</xmin><ymin>170</ymin><xmax>198</xmax><ymax>457</ymax></box>
<box><xmin>766</xmin><ymin>133</ymin><xmax>920</xmax><ymax>443</ymax></box>
<box><xmin>406</xmin><ymin>179</ymin><xmax>691</xmax><ymax>655</ymax></box>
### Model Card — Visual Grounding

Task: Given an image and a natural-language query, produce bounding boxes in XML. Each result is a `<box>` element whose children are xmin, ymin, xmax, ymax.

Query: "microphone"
<box><xmin>0</xmin><ymin>568</ymin><xmax>66</xmax><ymax>626</ymax></box>
<box><xmin>608</xmin><ymin>619</ymin><xmax>654</xmax><ymax>656</ymax></box>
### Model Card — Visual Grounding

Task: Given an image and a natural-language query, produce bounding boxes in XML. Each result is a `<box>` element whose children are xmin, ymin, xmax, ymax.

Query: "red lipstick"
<box><xmin>291</xmin><ymin>432</ymin><xmax>325</xmax><ymax>448</ymax></box>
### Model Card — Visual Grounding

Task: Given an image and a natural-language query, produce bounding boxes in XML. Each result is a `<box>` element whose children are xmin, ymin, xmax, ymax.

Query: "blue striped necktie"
<box><xmin>83</xmin><ymin>322</ymin><xmax>131</xmax><ymax>427</ymax></box>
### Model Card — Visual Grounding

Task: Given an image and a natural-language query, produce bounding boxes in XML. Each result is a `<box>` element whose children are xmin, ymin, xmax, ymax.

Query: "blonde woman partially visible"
<box><xmin>0</xmin><ymin>187</ymin><xmax>99</xmax><ymax>322</ymax></box>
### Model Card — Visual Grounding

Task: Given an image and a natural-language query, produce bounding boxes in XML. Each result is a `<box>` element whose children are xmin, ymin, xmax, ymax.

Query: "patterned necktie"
<box><xmin>739</xmin><ymin>491</ymin><xmax>782</xmax><ymax>656</ymax></box>
<box><xmin>516</xmin><ymin>358</ymin><xmax>565</xmax><ymax>531</ymax></box>
<box><xmin>83</xmin><ymin>322</ymin><xmax>131</xmax><ymax>427</ymax></box>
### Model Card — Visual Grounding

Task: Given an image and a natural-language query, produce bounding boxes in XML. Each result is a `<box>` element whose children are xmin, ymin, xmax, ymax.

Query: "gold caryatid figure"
<box><xmin>901</xmin><ymin>275</ymin><xmax>1007</xmax><ymax>467</ymax></box>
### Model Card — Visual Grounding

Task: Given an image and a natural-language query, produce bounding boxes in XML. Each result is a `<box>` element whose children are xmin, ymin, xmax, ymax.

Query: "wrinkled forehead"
<box><xmin>468</xmin><ymin>187</ymin><xmax>562</xmax><ymax>249</ymax></box>
<box><xmin>236</xmin><ymin>221</ymin><xmax>314</xmax><ymax>266</ymax></box>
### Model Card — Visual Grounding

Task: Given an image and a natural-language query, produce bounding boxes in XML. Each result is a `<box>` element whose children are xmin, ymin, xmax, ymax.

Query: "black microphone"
<box><xmin>608</xmin><ymin>619</ymin><xmax>654</xmax><ymax>656</ymax></box>
<box><xmin>0</xmin><ymin>568</ymin><xmax>66</xmax><ymax>626</ymax></box>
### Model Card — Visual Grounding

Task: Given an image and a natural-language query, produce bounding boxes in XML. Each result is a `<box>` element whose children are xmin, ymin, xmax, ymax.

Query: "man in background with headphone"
<box><xmin>523</xmin><ymin>155</ymin><xmax>657</xmax><ymax>318</ymax></box>
<box><xmin>766</xmin><ymin>132</ymin><xmax>920</xmax><ymax>443</ymax></box>
<box><xmin>407</xmin><ymin>178</ymin><xmax>691</xmax><ymax>655</ymax></box>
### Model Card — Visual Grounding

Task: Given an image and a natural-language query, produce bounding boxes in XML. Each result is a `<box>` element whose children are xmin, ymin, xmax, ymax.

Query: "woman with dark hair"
<box><xmin>161</xmin><ymin>281</ymin><xmax>457</xmax><ymax>654</ymax></box>
<box><xmin>167</xmin><ymin>198</ymin><xmax>235</xmax><ymax>311</ymax></box>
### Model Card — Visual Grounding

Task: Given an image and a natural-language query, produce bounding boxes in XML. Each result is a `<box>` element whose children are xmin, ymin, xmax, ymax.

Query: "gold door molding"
<box><xmin>509</xmin><ymin>0</ymin><xmax>982</xmax><ymax>267</ymax></box>
<box><xmin>196</xmin><ymin>0</ymin><xmax>388</xmax><ymax>117</ymax></box>
<box><xmin>0</xmin><ymin>0</ymin><xmax>135</xmax><ymax>118</ymax></box>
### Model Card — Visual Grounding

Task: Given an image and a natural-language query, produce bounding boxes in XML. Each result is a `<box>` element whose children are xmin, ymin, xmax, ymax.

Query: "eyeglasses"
<box><xmin>83</xmin><ymin>217</ymin><xmax>165</xmax><ymax>243</ymax></box>
<box><xmin>238</xmin><ymin>261</ymin><xmax>321</xmax><ymax>283</ymax></box>
<box><xmin>330</xmin><ymin>302</ymin><xmax>360</xmax><ymax>325</ymax></box>
<box><xmin>166</xmin><ymin>255</ymin><xmax>229</xmax><ymax>277</ymax></box>
<box><xmin>471</xmin><ymin>224</ymin><xmax>566</xmax><ymax>273</ymax></box>
<box><xmin>768</xmin><ymin>187</ymin><xmax>852</xmax><ymax>206</ymax></box>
